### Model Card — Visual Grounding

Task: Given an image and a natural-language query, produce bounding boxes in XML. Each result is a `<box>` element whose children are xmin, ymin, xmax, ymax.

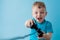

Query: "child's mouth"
<box><xmin>37</xmin><ymin>18</ymin><xmax>42</xmax><ymax>20</ymax></box>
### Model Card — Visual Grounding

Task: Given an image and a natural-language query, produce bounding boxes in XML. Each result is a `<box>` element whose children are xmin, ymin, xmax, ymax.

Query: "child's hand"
<box><xmin>25</xmin><ymin>19</ymin><xmax>34</xmax><ymax>28</ymax></box>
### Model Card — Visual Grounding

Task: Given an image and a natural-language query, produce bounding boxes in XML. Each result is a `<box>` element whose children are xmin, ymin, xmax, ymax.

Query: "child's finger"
<box><xmin>30</xmin><ymin>20</ymin><xmax>34</xmax><ymax>26</ymax></box>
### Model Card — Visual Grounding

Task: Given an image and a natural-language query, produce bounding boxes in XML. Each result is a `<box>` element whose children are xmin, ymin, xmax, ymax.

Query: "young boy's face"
<box><xmin>32</xmin><ymin>6</ymin><xmax>47</xmax><ymax>23</ymax></box>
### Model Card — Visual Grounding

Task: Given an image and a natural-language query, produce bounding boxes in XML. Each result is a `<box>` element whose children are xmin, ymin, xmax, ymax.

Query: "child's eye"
<box><xmin>40</xmin><ymin>12</ymin><xmax>44</xmax><ymax>14</ymax></box>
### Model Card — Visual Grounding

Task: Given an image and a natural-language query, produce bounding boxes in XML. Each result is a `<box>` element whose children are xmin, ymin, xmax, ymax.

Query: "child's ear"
<box><xmin>45</xmin><ymin>12</ymin><xmax>47</xmax><ymax>16</ymax></box>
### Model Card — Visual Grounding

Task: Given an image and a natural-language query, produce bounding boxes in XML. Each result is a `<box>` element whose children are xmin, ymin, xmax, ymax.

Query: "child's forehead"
<box><xmin>32</xmin><ymin>6</ymin><xmax>46</xmax><ymax>11</ymax></box>
<box><xmin>32</xmin><ymin>5</ymin><xmax>45</xmax><ymax>9</ymax></box>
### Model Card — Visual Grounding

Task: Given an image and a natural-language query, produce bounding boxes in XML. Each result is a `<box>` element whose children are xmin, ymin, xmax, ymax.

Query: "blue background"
<box><xmin>0</xmin><ymin>0</ymin><xmax>60</xmax><ymax>40</ymax></box>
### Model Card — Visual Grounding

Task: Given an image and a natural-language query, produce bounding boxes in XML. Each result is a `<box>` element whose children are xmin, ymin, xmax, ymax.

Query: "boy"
<box><xmin>25</xmin><ymin>1</ymin><xmax>53</xmax><ymax>40</ymax></box>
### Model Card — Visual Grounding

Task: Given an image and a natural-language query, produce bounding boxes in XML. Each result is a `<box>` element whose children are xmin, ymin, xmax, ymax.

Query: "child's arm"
<box><xmin>38</xmin><ymin>32</ymin><xmax>52</xmax><ymax>40</ymax></box>
<box><xmin>42</xmin><ymin>32</ymin><xmax>52</xmax><ymax>40</ymax></box>
<box><xmin>42</xmin><ymin>22</ymin><xmax>53</xmax><ymax>40</ymax></box>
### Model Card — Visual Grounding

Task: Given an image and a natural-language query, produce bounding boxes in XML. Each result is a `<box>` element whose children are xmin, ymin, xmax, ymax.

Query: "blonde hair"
<box><xmin>32</xmin><ymin>1</ymin><xmax>46</xmax><ymax>8</ymax></box>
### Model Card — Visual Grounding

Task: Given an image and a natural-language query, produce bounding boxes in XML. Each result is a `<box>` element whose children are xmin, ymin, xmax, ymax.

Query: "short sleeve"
<box><xmin>46</xmin><ymin>21</ymin><xmax>53</xmax><ymax>33</ymax></box>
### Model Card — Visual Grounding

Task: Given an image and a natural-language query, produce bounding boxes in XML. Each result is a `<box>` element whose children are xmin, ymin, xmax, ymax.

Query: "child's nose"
<box><xmin>38</xmin><ymin>13</ymin><xmax>41</xmax><ymax>17</ymax></box>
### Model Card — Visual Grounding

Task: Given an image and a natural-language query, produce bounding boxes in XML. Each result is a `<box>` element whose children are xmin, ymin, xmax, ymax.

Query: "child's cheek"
<box><xmin>35</xmin><ymin>16</ymin><xmax>38</xmax><ymax>19</ymax></box>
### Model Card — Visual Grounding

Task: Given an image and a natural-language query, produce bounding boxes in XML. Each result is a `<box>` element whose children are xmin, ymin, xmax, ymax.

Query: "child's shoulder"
<box><xmin>45</xmin><ymin>20</ymin><xmax>52</xmax><ymax>26</ymax></box>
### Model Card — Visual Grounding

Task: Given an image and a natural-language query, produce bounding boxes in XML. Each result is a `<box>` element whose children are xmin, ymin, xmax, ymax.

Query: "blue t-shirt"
<box><xmin>30</xmin><ymin>18</ymin><xmax>53</xmax><ymax>40</ymax></box>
